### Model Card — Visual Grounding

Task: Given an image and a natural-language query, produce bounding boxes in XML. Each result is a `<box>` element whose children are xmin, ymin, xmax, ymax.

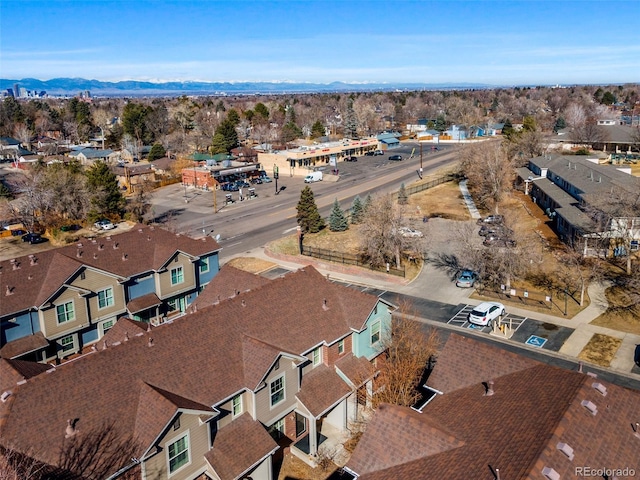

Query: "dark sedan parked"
<box><xmin>22</xmin><ymin>233</ymin><xmax>48</xmax><ymax>244</ymax></box>
<box><xmin>388</xmin><ymin>154</ymin><xmax>403</xmax><ymax>161</ymax></box>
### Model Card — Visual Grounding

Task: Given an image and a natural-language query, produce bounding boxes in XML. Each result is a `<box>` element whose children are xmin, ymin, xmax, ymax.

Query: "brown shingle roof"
<box><xmin>296</xmin><ymin>364</ymin><xmax>352</xmax><ymax>417</ymax></box>
<box><xmin>347</xmin><ymin>335</ymin><xmax>640</xmax><ymax>480</ymax></box>
<box><xmin>99</xmin><ymin>318</ymin><xmax>149</xmax><ymax>350</ymax></box>
<box><xmin>0</xmin><ymin>331</ymin><xmax>49</xmax><ymax>359</ymax></box>
<box><xmin>126</xmin><ymin>292</ymin><xmax>162</xmax><ymax>314</ymax></box>
<box><xmin>190</xmin><ymin>265</ymin><xmax>271</xmax><ymax>311</ymax></box>
<box><xmin>427</xmin><ymin>333</ymin><xmax>537</xmax><ymax>393</ymax></box>
<box><xmin>204</xmin><ymin>413</ymin><xmax>278</xmax><ymax>480</ymax></box>
<box><xmin>335</xmin><ymin>354</ymin><xmax>375</xmax><ymax>386</ymax></box>
<box><xmin>0</xmin><ymin>357</ymin><xmax>50</xmax><ymax>392</ymax></box>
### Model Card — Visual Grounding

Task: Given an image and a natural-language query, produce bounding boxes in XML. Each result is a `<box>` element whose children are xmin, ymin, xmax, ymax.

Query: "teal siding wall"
<box><xmin>352</xmin><ymin>301</ymin><xmax>392</xmax><ymax>360</ymax></box>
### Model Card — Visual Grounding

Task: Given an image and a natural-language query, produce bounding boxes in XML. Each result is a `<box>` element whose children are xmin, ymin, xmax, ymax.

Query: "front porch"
<box><xmin>291</xmin><ymin>419</ymin><xmax>352</xmax><ymax>468</ymax></box>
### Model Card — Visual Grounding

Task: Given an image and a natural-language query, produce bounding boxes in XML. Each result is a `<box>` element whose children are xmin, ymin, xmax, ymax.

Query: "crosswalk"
<box><xmin>448</xmin><ymin>305</ymin><xmax>528</xmax><ymax>333</ymax></box>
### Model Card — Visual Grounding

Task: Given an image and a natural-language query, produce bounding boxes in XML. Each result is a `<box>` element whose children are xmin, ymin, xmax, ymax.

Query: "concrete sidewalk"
<box><xmin>224</xmin><ymin>247</ymin><xmax>640</xmax><ymax>377</ymax></box>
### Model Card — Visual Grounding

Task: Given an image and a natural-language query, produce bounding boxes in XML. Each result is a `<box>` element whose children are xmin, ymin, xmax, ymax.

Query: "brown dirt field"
<box><xmin>591</xmin><ymin>286</ymin><xmax>640</xmax><ymax>335</ymax></box>
<box><xmin>407</xmin><ymin>181</ymin><xmax>471</xmax><ymax>221</ymax></box>
<box><xmin>578</xmin><ymin>333</ymin><xmax>622</xmax><ymax>367</ymax></box>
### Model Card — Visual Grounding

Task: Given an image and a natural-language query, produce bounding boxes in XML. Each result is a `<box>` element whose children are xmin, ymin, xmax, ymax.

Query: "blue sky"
<box><xmin>1</xmin><ymin>0</ymin><xmax>638</xmax><ymax>86</ymax></box>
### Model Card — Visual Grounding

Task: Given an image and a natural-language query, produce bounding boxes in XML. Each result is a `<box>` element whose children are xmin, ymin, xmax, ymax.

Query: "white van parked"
<box><xmin>304</xmin><ymin>171</ymin><xmax>323</xmax><ymax>183</ymax></box>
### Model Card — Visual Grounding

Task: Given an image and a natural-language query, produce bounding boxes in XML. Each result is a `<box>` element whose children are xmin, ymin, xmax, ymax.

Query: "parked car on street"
<box><xmin>94</xmin><ymin>219</ymin><xmax>115</xmax><ymax>230</ymax></box>
<box><xmin>477</xmin><ymin>215</ymin><xmax>504</xmax><ymax>225</ymax></box>
<box><xmin>456</xmin><ymin>270</ymin><xmax>478</xmax><ymax>288</ymax></box>
<box><xmin>345</xmin><ymin>156</ymin><xmax>358</xmax><ymax>162</ymax></box>
<box><xmin>364</xmin><ymin>151</ymin><xmax>375</xmax><ymax>156</ymax></box>
<box><xmin>388</xmin><ymin>154</ymin><xmax>403</xmax><ymax>161</ymax></box>
<box><xmin>21</xmin><ymin>232</ymin><xmax>48</xmax><ymax>244</ymax></box>
<box><xmin>373</xmin><ymin>150</ymin><xmax>384</xmax><ymax>156</ymax></box>
<box><xmin>468</xmin><ymin>301</ymin><xmax>505</xmax><ymax>326</ymax></box>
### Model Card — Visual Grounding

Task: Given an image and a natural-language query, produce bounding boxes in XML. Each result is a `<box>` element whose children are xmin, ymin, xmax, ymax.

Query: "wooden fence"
<box><xmin>403</xmin><ymin>174</ymin><xmax>456</xmax><ymax>197</ymax></box>
<box><xmin>301</xmin><ymin>245</ymin><xmax>406</xmax><ymax>277</ymax></box>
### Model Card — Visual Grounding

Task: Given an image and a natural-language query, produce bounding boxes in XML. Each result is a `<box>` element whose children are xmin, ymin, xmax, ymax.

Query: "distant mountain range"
<box><xmin>1</xmin><ymin>78</ymin><xmax>495</xmax><ymax>96</ymax></box>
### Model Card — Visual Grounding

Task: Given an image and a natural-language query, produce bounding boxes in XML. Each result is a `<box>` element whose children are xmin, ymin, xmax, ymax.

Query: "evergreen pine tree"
<box><xmin>328</xmin><ymin>199</ymin><xmax>349</xmax><ymax>232</ymax></box>
<box><xmin>363</xmin><ymin>194</ymin><xmax>373</xmax><ymax>213</ymax></box>
<box><xmin>85</xmin><ymin>160</ymin><xmax>125</xmax><ymax>220</ymax></box>
<box><xmin>350</xmin><ymin>195</ymin><xmax>364</xmax><ymax>224</ymax></box>
<box><xmin>296</xmin><ymin>186</ymin><xmax>325</xmax><ymax>233</ymax></box>
<box><xmin>398</xmin><ymin>183</ymin><xmax>408</xmax><ymax>205</ymax></box>
<box><xmin>311</xmin><ymin>120</ymin><xmax>325</xmax><ymax>139</ymax></box>
<box><xmin>502</xmin><ymin>119</ymin><xmax>514</xmax><ymax>139</ymax></box>
<box><xmin>343</xmin><ymin>98</ymin><xmax>359</xmax><ymax>139</ymax></box>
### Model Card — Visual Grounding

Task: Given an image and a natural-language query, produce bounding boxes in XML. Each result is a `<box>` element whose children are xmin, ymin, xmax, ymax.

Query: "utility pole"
<box><xmin>273</xmin><ymin>164</ymin><xmax>279</xmax><ymax>195</ymax></box>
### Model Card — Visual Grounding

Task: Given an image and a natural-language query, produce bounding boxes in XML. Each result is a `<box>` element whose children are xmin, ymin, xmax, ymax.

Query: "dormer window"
<box><xmin>312</xmin><ymin>347</ymin><xmax>321</xmax><ymax>366</ymax></box>
<box><xmin>232</xmin><ymin>394</ymin><xmax>242</xmax><ymax>417</ymax></box>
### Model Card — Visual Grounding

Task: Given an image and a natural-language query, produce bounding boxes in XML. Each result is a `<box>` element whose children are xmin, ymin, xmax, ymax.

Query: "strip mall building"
<box><xmin>257</xmin><ymin>137</ymin><xmax>379</xmax><ymax>177</ymax></box>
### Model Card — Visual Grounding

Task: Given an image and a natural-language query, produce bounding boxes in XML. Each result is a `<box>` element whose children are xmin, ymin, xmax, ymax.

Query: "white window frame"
<box><xmin>56</xmin><ymin>301</ymin><xmax>75</xmax><ymax>325</ymax></box>
<box><xmin>312</xmin><ymin>347</ymin><xmax>321</xmax><ymax>366</ymax></box>
<box><xmin>170</xmin><ymin>266</ymin><xmax>184</xmax><ymax>286</ymax></box>
<box><xmin>59</xmin><ymin>334</ymin><xmax>76</xmax><ymax>354</ymax></box>
<box><xmin>270</xmin><ymin>374</ymin><xmax>285</xmax><ymax>408</ymax></box>
<box><xmin>100</xmin><ymin>318</ymin><xmax>116</xmax><ymax>336</ymax></box>
<box><xmin>166</xmin><ymin>432</ymin><xmax>190</xmax><ymax>476</ymax></box>
<box><xmin>268</xmin><ymin>418</ymin><xmax>285</xmax><ymax>439</ymax></box>
<box><xmin>338</xmin><ymin>339</ymin><xmax>344</xmax><ymax>354</ymax></box>
<box><xmin>370</xmin><ymin>320</ymin><xmax>381</xmax><ymax>346</ymax></box>
<box><xmin>97</xmin><ymin>287</ymin><xmax>114</xmax><ymax>309</ymax></box>
<box><xmin>199</xmin><ymin>257</ymin><xmax>210</xmax><ymax>274</ymax></box>
<box><xmin>232</xmin><ymin>394</ymin><xmax>242</xmax><ymax>417</ymax></box>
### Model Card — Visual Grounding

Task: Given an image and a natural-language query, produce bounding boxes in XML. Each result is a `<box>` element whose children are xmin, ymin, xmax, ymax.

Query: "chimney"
<box><xmin>65</xmin><ymin>419</ymin><xmax>78</xmax><ymax>439</ymax></box>
<box><xmin>484</xmin><ymin>380</ymin><xmax>495</xmax><ymax>396</ymax></box>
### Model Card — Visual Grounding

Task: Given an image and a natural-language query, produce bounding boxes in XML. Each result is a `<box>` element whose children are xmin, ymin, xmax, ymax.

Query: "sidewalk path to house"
<box><xmin>224</xmin><ymin>247</ymin><xmax>640</xmax><ymax>379</ymax></box>
<box><xmin>459</xmin><ymin>180</ymin><xmax>481</xmax><ymax>219</ymax></box>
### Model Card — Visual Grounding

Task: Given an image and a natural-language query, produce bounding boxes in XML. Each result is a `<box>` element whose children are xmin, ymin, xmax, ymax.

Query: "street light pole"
<box><xmin>273</xmin><ymin>164</ymin><xmax>279</xmax><ymax>195</ymax></box>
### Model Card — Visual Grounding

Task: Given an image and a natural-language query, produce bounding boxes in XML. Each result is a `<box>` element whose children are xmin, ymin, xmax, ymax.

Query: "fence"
<box><xmin>403</xmin><ymin>174</ymin><xmax>456</xmax><ymax>197</ymax></box>
<box><xmin>301</xmin><ymin>245</ymin><xmax>405</xmax><ymax>277</ymax></box>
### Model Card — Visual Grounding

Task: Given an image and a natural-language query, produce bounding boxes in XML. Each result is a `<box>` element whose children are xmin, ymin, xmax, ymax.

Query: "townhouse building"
<box><xmin>0</xmin><ymin>265</ymin><xmax>394</xmax><ymax>480</ymax></box>
<box><xmin>0</xmin><ymin>225</ymin><xmax>220</xmax><ymax>363</ymax></box>
<box><xmin>517</xmin><ymin>154</ymin><xmax>640</xmax><ymax>251</ymax></box>
<box><xmin>346</xmin><ymin>334</ymin><xmax>640</xmax><ymax>479</ymax></box>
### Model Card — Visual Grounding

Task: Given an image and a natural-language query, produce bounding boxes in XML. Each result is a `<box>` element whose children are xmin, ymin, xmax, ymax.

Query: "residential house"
<box><xmin>345</xmin><ymin>333</ymin><xmax>640</xmax><ymax>479</ymax></box>
<box><xmin>516</xmin><ymin>154</ymin><xmax>640</xmax><ymax>251</ymax></box>
<box><xmin>0</xmin><ymin>225</ymin><xmax>221</xmax><ymax>363</ymax></box>
<box><xmin>68</xmin><ymin>146</ymin><xmax>118</xmax><ymax>165</ymax></box>
<box><xmin>0</xmin><ymin>265</ymin><xmax>394</xmax><ymax>480</ymax></box>
<box><xmin>121</xmin><ymin>145</ymin><xmax>152</xmax><ymax>162</ymax></box>
<box><xmin>440</xmin><ymin>125</ymin><xmax>467</xmax><ymax>141</ymax></box>
<box><xmin>113</xmin><ymin>163</ymin><xmax>158</xmax><ymax>193</ymax></box>
<box><xmin>0</xmin><ymin>137</ymin><xmax>33</xmax><ymax>161</ymax></box>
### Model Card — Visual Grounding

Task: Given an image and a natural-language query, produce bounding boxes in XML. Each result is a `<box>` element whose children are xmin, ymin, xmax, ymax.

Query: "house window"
<box><xmin>173</xmin><ymin>417</ymin><xmax>180</xmax><ymax>431</ymax></box>
<box><xmin>199</xmin><ymin>257</ymin><xmax>210</xmax><ymax>274</ymax></box>
<box><xmin>312</xmin><ymin>347</ymin><xmax>321</xmax><ymax>366</ymax></box>
<box><xmin>232</xmin><ymin>394</ymin><xmax>242</xmax><ymax>417</ymax></box>
<box><xmin>101</xmin><ymin>318</ymin><xmax>115</xmax><ymax>336</ymax></box>
<box><xmin>338</xmin><ymin>340</ymin><xmax>344</xmax><ymax>354</ymax></box>
<box><xmin>56</xmin><ymin>301</ymin><xmax>75</xmax><ymax>324</ymax></box>
<box><xmin>170</xmin><ymin>266</ymin><xmax>184</xmax><ymax>285</ymax></box>
<box><xmin>295</xmin><ymin>412</ymin><xmax>307</xmax><ymax>437</ymax></box>
<box><xmin>371</xmin><ymin>320</ymin><xmax>381</xmax><ymax>345</ymax></box>
<box><xmin>59</xmin><ymin>334</ymin><xmax>75</xmax><ymax>354</ymax></box>
<box><xmin>270</xmin><ymin>375</ymin><xmax>285</xmax><ymax>407</ymax></box>
<box><xmin>268</xmin><ymin>419</ymin><xmax>285</xmax><ymax>439</ymax></box>
<box><xmin>97</xmin><ymin>287</ymin><xmax>114</xmax><ymax>309</ymax></box>
<box><xmin>167</xmin><ymin>434</ymin><xmax>189</xmax><ymax>474</ymax></box>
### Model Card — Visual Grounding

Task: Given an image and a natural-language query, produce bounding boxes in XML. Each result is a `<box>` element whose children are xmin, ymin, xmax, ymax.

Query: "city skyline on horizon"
<box><xmin>1</xmin><ymin>0</ymin><xmax>639</xmax><ymax>86</ymax></box>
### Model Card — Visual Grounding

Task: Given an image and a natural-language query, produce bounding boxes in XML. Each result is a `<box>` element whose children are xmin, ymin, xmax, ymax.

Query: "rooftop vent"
<box><xmin>148</xmin><ymin>337</ymin><xmax>154</xmax><ymax>347</ymax></box>
<box><xmin>124</xmin><ymin>331</ymin><xmax>129</xmax><ymax>342</ymax></box>
<box><xmin>113</xmin><ymin>242</ymin><xmax>119</xmax><ymax>249</ymax></box>
<box><xmin>241</xmin><ymin>300</ymin><xmax>246</xmax><ymax>307</ymax></box>
<box><xmin>122</xmin><ymin>253</ymin><xmax>128</xmax><ymax>261</ymax></box>
<box><xmin>592</xmin><ymin>382</ymin><xmax>607</xmax><ymax>396</ymax></box>
<box><xmin>581</xmin><ymin>399</ymin><xmax>598</xmax><ymax>415</ymax></box>
<box><xmin>77</xmin><ymin>242</ymin><xmax>83</xmax><ymax>248</ymax></box>
<box><xmin>1</xmin><ymin>391</ymin><xmax>12</xmax><ymax>403</ymax></box>
<box><xmin>484</xmin><ymin>380</ymin><xmax>495</xmax><ymax>396</ymax></box>
<box><xmin>556</xmin><ymin>442</ymin><xmax>575</xmax><ymax>460</ymax></box>
<box><xmin>98</xmin><ymin>244</ymin><xmax>104</xmax><ymax>251</ymax></box>
<box><xmin>106</xmin><ymin>236</ymin><xmax>111</xmax><ymax>241</ymax></box>
<box><xmin>322</xmin><ymin>299</ymin><xmax>329</xmax><ymax>311</ymax></box>
<box><xmin>586</xmin><ymin>371</ymin><xmax>598</xmax><ymax>378</ymax></box>
<box><xmin>93</xmin><ymin>253</ymin><xmax>98</xmax><ymax>260</ymax></box>
<box><xmin>147</xmin><ymin>236</ymin><xmax>151</xmax><ymax>241</ymax></box>
<box><xmin>76</xmin><ymin>250</ymin><xmax>83</xmax><ymax>258</ymax></box>
<box><xmin>65</xmin><ymin>419</ymin><xmax>78</xmax><ymax>439</ymax></box>
<box><xmin>138</xmin><ymin>228</ymin><xmax>143</xmax><ymax>233</ymax></box>
<box><xmin>634</xmin><ymin>422</ymin><xmax>640</xmax><ymax>440</ymax></box>
<box><xmin>5</xmin><ymin>286</ymin><xmax>13</xmax><ymax>296</ymax></box>
<box><xmin>29</xmin><ymin>255</ymin><xmax>37</xmax><ymax>266</ymax></box>
<box><xmin>542</xmin><ymin>466</ymin><xmax>560</xmax><ymax>480</ymax></box>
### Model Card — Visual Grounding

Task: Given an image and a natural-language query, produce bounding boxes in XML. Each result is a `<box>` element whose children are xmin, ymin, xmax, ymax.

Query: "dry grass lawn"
<box><xmin>277</xmin><ymin>452</ymin><xmax>338</xmax><ymax>480</ymax></box>
<box><xmin>591</xmin><ymin>286</ymin><xmax>640</xmax><ymax>335</ymax></box>
<box><xmin>226</xmin><ymin>256</ymin><xmax>277</xmax><ymax>274</ymax></box>
<box><xmin>578</xmin><ymin>333</ymin><xmax>622</xmax><ymax>367</ymax></box>
<box><xmin>407</xmin><ymin>180</ymin><xmax>471</xmax><ymax>221</ymax></box>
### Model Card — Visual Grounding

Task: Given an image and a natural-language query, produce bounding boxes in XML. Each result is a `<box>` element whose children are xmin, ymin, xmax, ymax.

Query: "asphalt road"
<box><xmin>150</xmin><ymin>143</ymin><xmax>460</xmax><ymax>258</ymax></box>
